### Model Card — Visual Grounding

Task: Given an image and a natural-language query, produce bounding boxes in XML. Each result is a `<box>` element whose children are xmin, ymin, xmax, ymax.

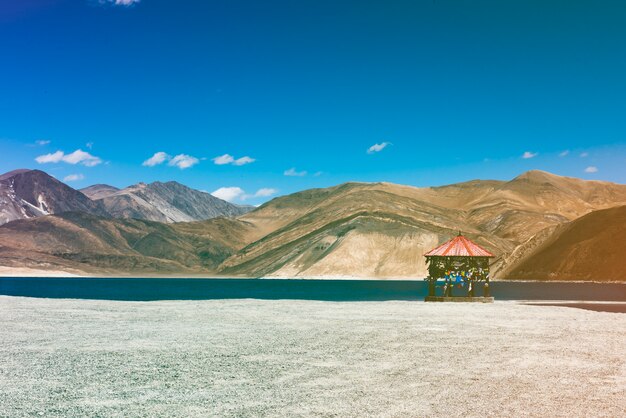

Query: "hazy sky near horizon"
<box><xmin>1</xmin><ymin>0</ymin><xmax>625</xmax><ymax>204</ymax></box>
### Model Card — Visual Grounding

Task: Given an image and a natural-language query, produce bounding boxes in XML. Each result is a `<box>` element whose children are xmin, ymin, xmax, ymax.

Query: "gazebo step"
<box><xmin>424</xmin><ymin>296</ymin><xmax>494</xmax><ymax>303</ymax></box>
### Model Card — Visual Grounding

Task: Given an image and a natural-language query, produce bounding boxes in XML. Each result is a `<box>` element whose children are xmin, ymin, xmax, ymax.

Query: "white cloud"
<box><xmin>35</xmin><ymin>149</ymin><xmax>102</xmax><ymax>166</ymax></box>
<box><xmin>580</xmin><ymin>152</ymin><xmax>589</xmax><ymax>158</ymax></box>
<box><xmin>212</xmin><ymin>154</ymin><xmax>255</xmax><ymax>166</ymax></box>
<box><xmin>367</xmin><ymin>142</ymin><xmax>390</xmax><ymax>154</ymax></box>
<box><xmin>233</xmin><ymin>156</ymin><xmax>255</xmax><ymax>166</ymax></box>
<box><xmin>211</xmin><ymin>187</ymin><xmax>245</xmax><ymax>202</ymax></box>
<box><xmin>35</xmin><ymin>151</ymin><xmax>64</xmax><ymax>164</ymax></box>
<box><xmin>522</xmin><ymin>151</ymin><xmax>538</xmax><ymax>159</ymax></box>
<box><xmin>284</xmin><ymin>167</ymin><xmax>307</xmax><ymax>177</ymax></box>
<box><xmin>100</xmin><ymin>0</ymin><xmax>140</xmax><ymax>6</ymax></box>
<box><xmin>584</xmin><ymin>166</ymin><xmax>598</xmax><ymax>173</ymax></box>
<box><xmin>36</xmin><ymin>140</ymin><xmax>50</xmax><ymax>146</ymax></box>
<box><xmin>254</xmin><ymin>188</ymin><xmax>278</xmax><ymax>198</ymax></box>
<box><xmin>63</xmin><ymin>174</ymin><xmax>84</xmax><ymax>182</ymax></box>
<box><xmin>559</xmin><ymin>150</ymin><xmax>569</xmax><ymax>157</ymax></box>
<box><xmin>211</xmin><ymin>186</ymin><xmax>278</xmax><ymax>202</ymax></box>
<box><xmin>143</xmin><ymin>152</ymin><xmax>170</xmax><ymax>167</ymax></box>
<box><xmin>169</xmin><ymin>154</ymin><xmax>199</xmax><ymax>169</ymax></box>
<box><xmin>86</xmin><ymin>142</ymin><xmax>94</xmax><ymax>149</ymax></box>
<box><xmin>213</xmin><ymin>154</ymin><xmax>235</xmax><ymax>165</ymax></box>
<box><xmin>62</xmin><ymin>149</ymin><xmax>102</xmax><ymax>166</ymax></box>
<box><xmin>142</xmin><ymin>152</ymin><xmax>200</xmax><ymax>169</ymax></box>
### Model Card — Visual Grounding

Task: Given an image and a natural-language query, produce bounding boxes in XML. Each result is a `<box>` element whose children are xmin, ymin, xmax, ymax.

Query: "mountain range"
<box><xmin>0</xmin><ymin>169</ymin><xmax>250</xmax><ymax>226</ymax></box>
<box><xmin>0</xmin><ymin>168</ymin><xmax>625</xmax><ymax>280</ymax></box>
<box><xmin>82</xmin><ymin>180</ymin><xmax>251</xmax><ymax>223</ymax></box>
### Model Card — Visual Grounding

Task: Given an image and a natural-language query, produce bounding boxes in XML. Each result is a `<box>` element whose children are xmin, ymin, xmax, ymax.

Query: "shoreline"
<box><xmin>1</xmin><ymin>294</ymin><xmax>625</xmax><ymax>305</ymax></box>
<box><xmin>1</xmin><ymin>269</ymin><xmax>625</xmax><ymax>284</ymax></box>
<box><xmin>522</xmin><ymin>300</ymin><xmax>626</xmax><ymax>313</ymax></box>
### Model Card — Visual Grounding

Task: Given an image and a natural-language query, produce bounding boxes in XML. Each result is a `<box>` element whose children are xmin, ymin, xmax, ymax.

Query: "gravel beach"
<box><xmin>1</xmin><ymin>296</ymin><xmax>624</xmax><ymax>417</ymax></box>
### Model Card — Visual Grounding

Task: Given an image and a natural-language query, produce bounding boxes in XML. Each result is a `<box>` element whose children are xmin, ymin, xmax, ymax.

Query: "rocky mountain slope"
<box><xmin>0</xmin><ymin>170</ymin><xmax>108</xmax><ymax>226</ymax></box>
<box><xmin>498</xmin><ymin>205</ymin><xmax>626</xmax><ymax>281</ymax></box>
<box><xmin>95</xmin><ymin>181</ymin><xmax>252</xmax><ymax>223</ymax></box>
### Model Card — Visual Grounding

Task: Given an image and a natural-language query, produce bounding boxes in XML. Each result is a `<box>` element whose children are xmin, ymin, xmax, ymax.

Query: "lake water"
<box><xmin>0</xmin><ymin>277</ymin><xmax>625</xmax><ymax>302</ymax></box>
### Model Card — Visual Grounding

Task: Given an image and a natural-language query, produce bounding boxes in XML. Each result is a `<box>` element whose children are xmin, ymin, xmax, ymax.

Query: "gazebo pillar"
<box><xmin>428</xmin><ymin>278</ymin><xmax>436</xmax><ymax>297</ymax></box>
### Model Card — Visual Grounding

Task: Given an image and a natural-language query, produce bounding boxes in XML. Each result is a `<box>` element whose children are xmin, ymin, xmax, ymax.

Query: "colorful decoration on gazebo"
<box><xmin>424</xmin><ymin>233</ymin><xmax>494</xmax><ymax>299</ymax></box>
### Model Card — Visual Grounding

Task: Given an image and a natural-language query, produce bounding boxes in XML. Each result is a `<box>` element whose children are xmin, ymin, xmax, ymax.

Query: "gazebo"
<box><xmin>424</xmin><ymin>233</ymin><xmax>495</xmax><ymax>302</ymax></box>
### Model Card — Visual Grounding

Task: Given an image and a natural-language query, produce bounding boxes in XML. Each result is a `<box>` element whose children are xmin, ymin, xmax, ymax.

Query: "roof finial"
<box><xmin>458</xmin><ymin>230</ymin><xmax>462</xmax><ymax>236</ymax></box>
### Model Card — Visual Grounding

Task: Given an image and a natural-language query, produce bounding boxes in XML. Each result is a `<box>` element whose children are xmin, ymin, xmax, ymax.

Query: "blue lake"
<box><xmin>0</xmin><ymin>277</ymin><xmax>625</xmax><ymax>302</ymax></box>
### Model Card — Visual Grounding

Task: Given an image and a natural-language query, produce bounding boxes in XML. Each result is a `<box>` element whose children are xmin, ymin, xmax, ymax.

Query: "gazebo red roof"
<box><xmin>424</xmin><ymin>234</ymin><xmax>494</xmax><ymax>257</ymax></box>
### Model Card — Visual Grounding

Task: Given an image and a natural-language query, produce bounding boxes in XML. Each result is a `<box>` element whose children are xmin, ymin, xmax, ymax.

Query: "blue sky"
<box><xmin>1</xmin><ymin>0</ymin><xmax>625</xmax><ymax>204</ymax></box>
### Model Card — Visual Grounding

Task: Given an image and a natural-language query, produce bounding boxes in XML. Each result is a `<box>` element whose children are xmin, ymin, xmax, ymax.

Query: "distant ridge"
<box><xmin>80</xmin><ymin>184</ymin><xmax>120</xmax><ymax>200</ymax></box>
<box><xmin>95</xmin><ymin>180</ymin><xmax>252</xmax><ymax>223</ymax></box>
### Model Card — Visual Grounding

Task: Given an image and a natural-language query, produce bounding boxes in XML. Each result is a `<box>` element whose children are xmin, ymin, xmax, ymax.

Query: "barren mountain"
<box><xmin>96</xmin><ymin>181</ymin><xmax>252</xmax><ymax>223</ymax></box>
<box><xmin>0</xmin><ymin>169</ymin><xmax>108</xmax><ymax>226</ymax></box>
<box><xmin>1</xmin><ymin>170</ymin><xmax>625</xmax><ymax>279</ymax></box>
<box><xmin>499</xmin><ymin>205</ymin><xmax>626</xmax><ymax>281</ymax></box>
<box><xmin>221</xmin><ymin>182</ymin><xmax>513</xmax><ymax>278</ymax></box>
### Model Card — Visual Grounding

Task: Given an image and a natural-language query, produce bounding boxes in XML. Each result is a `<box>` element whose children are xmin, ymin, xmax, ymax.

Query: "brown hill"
<box><xmin>466</xmin><ymin>170</ymin><xmax>626</xmax><ymax>242</ymax></box>
<box><xmin>0</xmin><ymin>212</ymin><xmax>252</xmax><ymax>274</ymax></box>
<box><xmin>500</xmin><ymin>205</ymin><xmax>626</xmax><ymax>281</ymax></box>
<box><xmin>221</xmin><ymin>182</ymin><xmax>511</xmax><ymax>277</ymax></box>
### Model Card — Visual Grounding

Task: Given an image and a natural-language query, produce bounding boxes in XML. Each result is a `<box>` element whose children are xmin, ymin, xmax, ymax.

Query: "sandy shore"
<box><xmin>0</xmin><ymin>266</ymin><xmax>81</xmax><ymax>277</ymax></box>
<box><xmin>0</xmin><ymin>297</ymin><xmax>624</xmax><ymax>417</ymax></box>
